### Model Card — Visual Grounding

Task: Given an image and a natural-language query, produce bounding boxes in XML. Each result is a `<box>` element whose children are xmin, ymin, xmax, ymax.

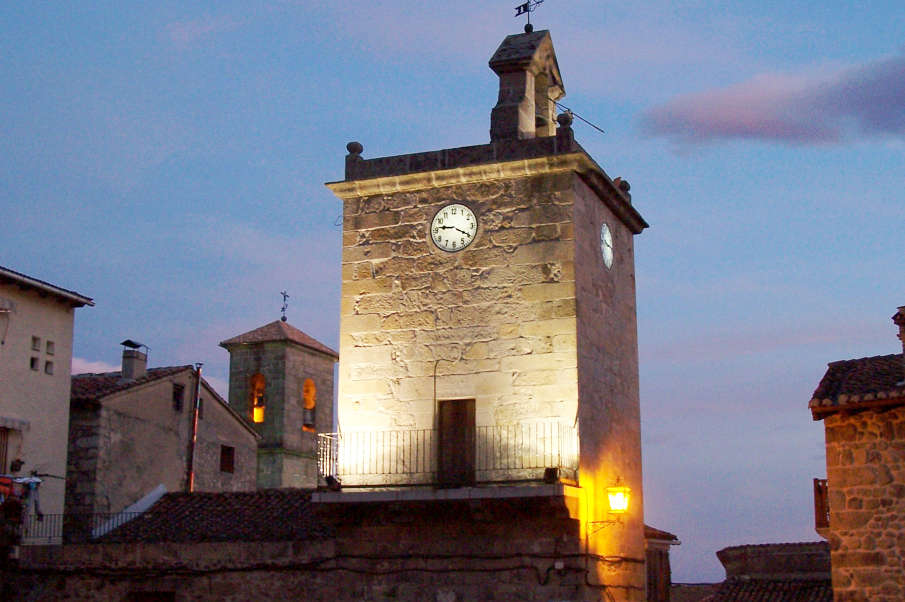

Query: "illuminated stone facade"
<box><xmin>326</xmin><ymin>29</ymin><xmax>649</xmax><ymax>599</ymax></box>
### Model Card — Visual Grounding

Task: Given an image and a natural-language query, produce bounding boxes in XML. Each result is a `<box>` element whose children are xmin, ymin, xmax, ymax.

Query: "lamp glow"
<box><xmin>606</xmin><ymin>485</ymin><xmax>630</xmax><ymax>514</ymax></box>
<box><xmin>253</xmin><ymin>405</ymin><xmax>265</xmax><ymax>423</ymax></box>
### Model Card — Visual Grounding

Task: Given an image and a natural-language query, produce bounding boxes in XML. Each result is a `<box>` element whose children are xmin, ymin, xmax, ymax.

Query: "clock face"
<box><xmin>600</xmin><ymin>223</ymin><xmax>613</xmax><ymax>268</ymax></box>
<box><xmin>430</xmin><ymin>203</ymin><xmax>477</xmax><ymax>252</ymax></box>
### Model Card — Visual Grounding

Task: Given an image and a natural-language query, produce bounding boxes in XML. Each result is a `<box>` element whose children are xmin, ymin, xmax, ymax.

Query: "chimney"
<box><xmin>120</xmin><ymin>339</ymin><xmax>148</xmax><ymax>380</ymax></box>
<box><xmin>893</xmin><ymin>307</ymin><xmax>905</xmax><ymax>385</ymax></box>
<box><xmin>893</xmin><ymin>307</ymin><xmax>905</xmax><ymax>352</ymax></box>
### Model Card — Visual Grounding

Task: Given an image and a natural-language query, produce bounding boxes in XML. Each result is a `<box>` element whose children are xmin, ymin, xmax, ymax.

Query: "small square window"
<box><xmin>30</xmin><ymin>357</ymin><xmax>39</xmax><ymax>371</ymax></box>
<box><xmin>44</xmin><ymin>361</ymin><xmax>54</xmax><ymax>375</ymax></box>
<box><xmin>46</xmin><ymin>340</ymin><xmax>54</xmax><ymax>355</ymax></box>
<box><xmin>219</xmin><ymin>445</ymin><xmax>235</xmax><ymax>473</ymax></box>
<box><xmin>31</xmin><ymin>336</ymin><xmax>41</xmax><ymax>351</ymax></box>
<box><xmin>172</xmin><ymin>384</ymin><xmax>185</xmax><ymax>412</ymax></box>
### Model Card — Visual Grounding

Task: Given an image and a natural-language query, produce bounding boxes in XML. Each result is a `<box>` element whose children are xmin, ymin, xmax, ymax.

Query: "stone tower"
<box><xmin>326</xmin><ymin>29</ymin><xmax>648</xmax><ymax>597</ymax></box>
<box><xmin>220</xmin><ymin>320</ymin><xmax>338</xmax><ymax>489</ymax></box>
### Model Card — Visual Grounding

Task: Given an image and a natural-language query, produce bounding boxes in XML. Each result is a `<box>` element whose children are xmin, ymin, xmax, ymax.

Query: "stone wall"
<box><xmin>64</xmin><ymin>407</ymin><xmax>101</xmax><ymax>517</ymax></box>
<box><xmin>9</xmin><ymin>495</ymin><xmax>635</xmax><ymax>601</ymax></box>
<box><xmin>572</xmin><ymin>175</ymin><xmax>645</xmax><ymax>588</ymax></box>
<box><xmin>336</xmin><ymin>168</ymin><xmax>579</xmax><ymax>439</ymax></box>
<box><xmin>66</xmin><ymin>374</ymin><xmax>256</xmax><ymax>522</ymax></box>
<box><xmin>226</xmin><ymin>344</ymin><xmax>288</xmax><ymax>444</ymax></box>
<box><xmin>225</xmin><ymin>341</ymin><xmax>335</xmax><ymax>488</ymax></box>
<box><xmin>192</xmin><ymin>384</ymin><xmax>258</xmax><ymax>494</ymax></box>
<box><xmin>822</xmin><ymin>405</ymin><xmax>905</xmax><ymax>601</ymax></box>
<box><xmin>281</xmin><ymin>344</ymin><xmax>336</xmax><ymax>447</ymax></box>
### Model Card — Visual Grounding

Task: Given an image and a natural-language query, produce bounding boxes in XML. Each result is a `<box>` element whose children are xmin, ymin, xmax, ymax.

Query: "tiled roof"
<box><xmin>809</xmin><ymin>353</ymin><xmax>905</xmax><ymax>418</ymax></box>
<box><xmin>644</xmin><ymin>524</ymin><xmax>679</xmax><ymax>542</ymax></box>
<box><xmin>101</xmin><ymin>489</ymin><xmax>330</xmax><ymax>543</ymax></box>
<box><xmin>0</xmin><ymin>264</ymin><xmax>94</xmax><ymax>307</ymax></box>
<box><xmin>708</xmin><ymin>577</ymin><xmax>832</xmax><ymax>601</ymax></box>
<box><xmin>219</xmin><ymin>320</ymin><xmax>338</xmax><ymax>358</ymax></box>
<box><xmin>72</xmin><ymin>366</ymin><xmax>259</xmax><ymax>438</ymax></box>
<box><xmin>71</xmin><ymin>366</ymin><xmax>191</xmax><ymax>403</ymax></box>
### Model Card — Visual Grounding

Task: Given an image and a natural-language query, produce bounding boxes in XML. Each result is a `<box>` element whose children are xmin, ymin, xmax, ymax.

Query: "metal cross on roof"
<box><xmin>280</xmin><ymin>290</ymin><xmax>289</xmax><ymax>322</ymax></box>
<box><xmin>514</xmin><ymin>0</ymin><xmax>544</xmax><ymax>32</ymax></box>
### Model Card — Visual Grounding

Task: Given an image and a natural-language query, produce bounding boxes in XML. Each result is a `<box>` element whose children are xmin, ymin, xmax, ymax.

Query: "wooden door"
<box><xmin>438</xmin><ymin>399</ymin><xmax>475</xmax><ymax>487</ymax></box>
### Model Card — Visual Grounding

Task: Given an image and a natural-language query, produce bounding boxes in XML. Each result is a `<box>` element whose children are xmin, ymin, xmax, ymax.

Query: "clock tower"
<box><xmin>326</xmin><ymin>29</ymin><xmax>648</xmax><ymax>597</ymax></box>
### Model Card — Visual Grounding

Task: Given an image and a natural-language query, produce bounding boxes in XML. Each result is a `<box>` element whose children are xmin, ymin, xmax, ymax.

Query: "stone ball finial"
<box><xmin>525</xmin><ymin>23</ymin><xmax>534</xmax><ymax>33</ymax></box>
<box><xmin>614</xmin><ymin>177</ymin><xmax>631</xmax><ymax>193</ymax></box>
<box><xmin>346</xmin><ymin>141</ymin><xmax>363</xmax><ymax>155</ymax></box>
<box><xmin>556</xmin><ymin>111</ymin><xmax>573</xmax><ymax>129</ymax></box>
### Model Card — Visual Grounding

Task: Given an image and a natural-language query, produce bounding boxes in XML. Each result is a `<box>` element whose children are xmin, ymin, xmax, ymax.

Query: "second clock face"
<box><xmin>430</xmin><ymin>203</ymin><xmax>477</xmax><ymax>252</ymax></box>
<box><xmin>600</xmin><ymin>222</ymin><xmax>613</xmax><ymax>268</ymax></box>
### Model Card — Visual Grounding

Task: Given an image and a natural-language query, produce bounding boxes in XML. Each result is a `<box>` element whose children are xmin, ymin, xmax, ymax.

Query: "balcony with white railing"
<box><xmin>318</xmin><ymin>421</ymin><xmax>578</xmax><ymax>488</ymax></box>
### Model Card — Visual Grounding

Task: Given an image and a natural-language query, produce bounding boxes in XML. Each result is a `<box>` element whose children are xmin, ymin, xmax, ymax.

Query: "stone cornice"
<box><xmin>327</xmin><ymin>152</ymin><xmax>648</xmax><ymax>235</ymax></box>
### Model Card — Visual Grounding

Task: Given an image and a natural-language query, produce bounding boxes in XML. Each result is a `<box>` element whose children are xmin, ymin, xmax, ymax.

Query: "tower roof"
<box><xmin>219</xmin><ymin>320</ymin><xmax>338</xmax><ymax>359</ymax></box>
<box><xmin>489</xmin><ymin>29</ymin><xmax>563</xmax><ymax>92</ymax></box>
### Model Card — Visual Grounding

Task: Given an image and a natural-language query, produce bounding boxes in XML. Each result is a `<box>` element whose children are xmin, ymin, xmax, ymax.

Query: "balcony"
<box><xmin>318</xmin><ymin>421</ymin><xmax>579</xmax><ymax>488</ymax></box>
<box><xmin>814</xmin><ymin>477</ymin><xmax>829</xmax><ymax>531</ymax></box>
<box><xmin>17</xmin><ymin>512</ymin><xmax>146</xmax><ymax>545</ymax></box>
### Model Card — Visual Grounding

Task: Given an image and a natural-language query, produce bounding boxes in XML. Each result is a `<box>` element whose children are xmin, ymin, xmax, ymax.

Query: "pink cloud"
<box><xmin>640</xmin><ymin>52</ymin><xmax>905</xmax><ymax>145</ymax></box>
<box><xmin>72</xmin><ymin>357</ymin><xmax>119</xmax><ymax>375</ymax></box>
<box><xmin>166</xmin><ymin>15</ymin><xmax>241</xmax><ymax>49</ymax></box>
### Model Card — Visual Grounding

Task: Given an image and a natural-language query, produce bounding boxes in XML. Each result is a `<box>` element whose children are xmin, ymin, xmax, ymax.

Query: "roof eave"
<box><xmin>0</xmin><ymin>265</ymin><xmax>94</xmax><ymax>307</ymax></box>
<box><xmin>202</xmin><ymin>379</ymin><xmax>262</xmax><ymax>440</ymax></box>
<box><xmin>220</xmin><ymin>337</ymin><xmax>338</xmax><ymax>359</ymax></box>
<box><xmin>810</xmin><ymin>395</ymin><xmax>905</xmax><ymax>420</ymax></box>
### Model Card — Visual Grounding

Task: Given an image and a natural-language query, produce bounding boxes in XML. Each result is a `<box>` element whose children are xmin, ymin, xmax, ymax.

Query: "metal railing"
<box><xmin>318</xmin><ymin>421</ymin><xmax>578</xmax><ymax>486</ymax></box>
<box><xmin>18</xmin><ymin>512</ymin><xmax>145</xmax><ymax>545</ymax></box>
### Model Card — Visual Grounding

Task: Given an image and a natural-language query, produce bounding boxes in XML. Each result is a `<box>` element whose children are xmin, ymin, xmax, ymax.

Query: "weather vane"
<box><xmin>280</xmin><ymin>290</ymin><xmax>289</xmax><ymax>322</ymax></box>
<box><xmin>514</xmin><ymin>0</ymin><xmax>544</xmax><ymax>33</ymax></box>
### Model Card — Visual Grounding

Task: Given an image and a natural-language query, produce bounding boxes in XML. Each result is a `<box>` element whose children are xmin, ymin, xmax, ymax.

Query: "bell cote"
<box><xmin>489</xmin><ymin>29</ymin><xmax>565</xmax><ymax>141</ymax></box>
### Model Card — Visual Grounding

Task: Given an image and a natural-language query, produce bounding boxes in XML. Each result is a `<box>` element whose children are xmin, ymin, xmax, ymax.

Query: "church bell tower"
<box><xmin>326</xmin><ymin>28</ymin><xmax>648</xmax><ymax>598</ymax></box>
<box><xmin>220</xmin><ymin>320</ymin><xmax>338</xmax><ymax>489</ymax></box>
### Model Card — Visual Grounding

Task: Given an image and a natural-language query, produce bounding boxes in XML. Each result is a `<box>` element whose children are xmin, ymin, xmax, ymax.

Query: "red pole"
<box><xmin>186</xmin><ymin>363</ymin><xmax>203</xmax><ymax>492</ymax></box>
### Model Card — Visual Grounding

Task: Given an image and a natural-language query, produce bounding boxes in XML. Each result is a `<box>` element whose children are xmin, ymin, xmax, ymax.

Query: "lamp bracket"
<box><xmin>589</xmin><ymin>517</ymin><xmax>623</xmax><ymax>533</ymax></box>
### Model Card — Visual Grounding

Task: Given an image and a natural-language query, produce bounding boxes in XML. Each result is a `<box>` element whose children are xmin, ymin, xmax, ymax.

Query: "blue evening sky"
<box><xmin>2</xmin><ymin>1</ymin><xmax>902</xmax><ymax>581</ymax></box>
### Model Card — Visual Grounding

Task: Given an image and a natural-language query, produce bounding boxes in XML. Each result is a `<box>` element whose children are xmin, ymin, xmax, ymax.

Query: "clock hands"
<box><xmin>437</xmin><ymin>225</ymin><xmax>470</xmax><ymax>236</ymax></box>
